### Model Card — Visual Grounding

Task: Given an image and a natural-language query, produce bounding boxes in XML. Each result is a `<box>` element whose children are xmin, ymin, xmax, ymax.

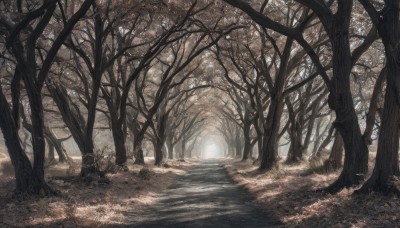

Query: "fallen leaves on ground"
<box><xmin>0</xmin><ymin>157</ymin><xmax>198</xmax><ymax>227</ymax></box>
<box><xmin>224</xmin><ymin>158</ymin><xmax>400</xmax><ymax>227</ymax></box>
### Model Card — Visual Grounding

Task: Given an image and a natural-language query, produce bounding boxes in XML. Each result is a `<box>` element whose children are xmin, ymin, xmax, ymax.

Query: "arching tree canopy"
<box><xmin>0</xmin><ymin>0</ymin><xmax>399</xmax><ymax>226</ymax></box>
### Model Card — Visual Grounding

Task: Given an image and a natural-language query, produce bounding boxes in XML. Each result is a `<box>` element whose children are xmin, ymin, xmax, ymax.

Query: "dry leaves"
<box><xmin>225</xmin><ymin>158</ymin><xmax>400</xmax><ymax>227</ymax></box>
<box><xmin>0</xmin><ymin>157</ymin><xmax>198</xmax><ymax>227</ymax></box>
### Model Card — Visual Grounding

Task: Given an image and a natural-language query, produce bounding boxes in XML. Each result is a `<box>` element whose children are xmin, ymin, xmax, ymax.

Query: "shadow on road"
<box><xmin>113</xmin><ymin>159</ymin><xmax>281</xmax><ymax>228</ymax></box>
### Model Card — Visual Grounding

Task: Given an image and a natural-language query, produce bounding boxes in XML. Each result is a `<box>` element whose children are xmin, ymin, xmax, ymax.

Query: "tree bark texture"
<box><xmin>324</xmin><ymin>3</ymin><xmax>369</xmax><ymax>192</ymax></box>
<box><xmin>0</xmin><ymin>88</ymin><xmax>34</xmax><ymax>193</ymax></box>
<box><xmin>358</xmin><ymin>2</ymin><xmax>400</xmax><ymax>193</ymax></box>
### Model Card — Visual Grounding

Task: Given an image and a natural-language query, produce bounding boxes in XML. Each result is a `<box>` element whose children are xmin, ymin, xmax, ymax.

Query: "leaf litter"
<box><xmin>224</xmin><ymin>158</ymin><xmax>400</xmax><ymax>227</ymax></box>
<box><xmin>0</xmin><ymin>156</ymin><xmax>198</xmax><ymax>227</ymax></box>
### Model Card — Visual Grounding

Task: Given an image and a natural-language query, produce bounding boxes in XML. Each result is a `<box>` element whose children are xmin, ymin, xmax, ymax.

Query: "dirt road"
<box><xmin>119</xmin><ymin>159</ymin><xmax>280</xmax><ymax>227</ymax></box>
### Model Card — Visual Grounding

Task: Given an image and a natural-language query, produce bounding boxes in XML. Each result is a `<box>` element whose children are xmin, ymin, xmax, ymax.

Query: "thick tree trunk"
<box><xmin>358</xmin><ymin>7</ymin><xmax>400</xmax><ymax>194</ymax></box>
<box><xmin>358</xmin><ymin>73</ymin><xmax>400</xmax><ymax>193</ymax></box>
<box><xmin>80</xmin><ymin>141</ymin><xmax>96</xmax><ymax>177</ymax></box>
<box><xmin>24</xmin><ymin>81</ymin><xmax>55</xmax><ymax>193</ymax></box>
<box><xmin>259</xmin><ymin>97</ymin><xmax>284</xmax><ymax>170</ymax></box>
<box><xmin>324</xmin><ymin>8</ymin><xmax>369</xmax><ymax>192</ymax></box>
<box><xmin>133</xmin><ymin>136</ymin><xmax>145</xmax><ymax>165</ymax></box>
<box><xmin>111</xmin><ymin>120</ymin><xmax>127</xmax><ymax>166</ymax></box>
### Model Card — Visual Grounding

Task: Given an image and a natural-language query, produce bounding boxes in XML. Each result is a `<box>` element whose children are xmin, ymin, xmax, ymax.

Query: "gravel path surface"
<box><xmin>118</xmin><ymin>159</ymin><xmax>280</xmax><ymax>227</ymax></box>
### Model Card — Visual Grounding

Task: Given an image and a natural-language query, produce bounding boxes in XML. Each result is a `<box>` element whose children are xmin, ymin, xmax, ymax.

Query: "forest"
<box><xmin>0</xmin><ymin>0</ymin><xmax>399</xmax><ymax>227</ymax></box>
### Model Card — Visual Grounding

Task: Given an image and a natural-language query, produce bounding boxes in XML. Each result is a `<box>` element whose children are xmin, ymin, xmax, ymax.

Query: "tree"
<box><xmin>223</xmin><ymin>0</ymin><xmax>377</xmax><ymax>193</ymax></box>
<box><xmin>0</xmin><ymin>0</ymin><xmax>93</xmax><ymax>194</ymax></box>
<box><xmin>357</xmin><ymin>0</ymin><xmax>400</xmax><ymax>194</ymax></box>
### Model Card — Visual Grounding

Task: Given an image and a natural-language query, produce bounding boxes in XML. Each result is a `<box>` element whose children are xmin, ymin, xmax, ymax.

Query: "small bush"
<box><xmin>0</xmin><ymin>160</ymin><xmax>14</xmax><ymax>176</ymax></box>
<box><xmin>138</xmin><ymin>167</ymin><xmax>151</xmax><ymax>180</ymax></box>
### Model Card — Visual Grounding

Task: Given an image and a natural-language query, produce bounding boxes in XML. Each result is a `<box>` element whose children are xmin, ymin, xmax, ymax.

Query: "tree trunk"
<box><xmin>24</xmin><ymin>82</ymin><xmax>54</xmax><ymax>193</ymax></box>
<box><xmin>134</xmin><ymin>136</ymin><xmax>145</xmax><ymax>165</ymax></box>
<box><xmin>111</xmin><ymin>120</ymin><xmax>127</xmax><ymax>166</ymax></box>
<box><xmin>166</xmin><ymin>136</ymin><xmax>174</xmax><ymax>159</ymax></box>
<box><xmin>80</xmin><ymin>10</ymin><xmax>103</xmax><ymax>177</ymax></box>
<box><xmin>252</xmin><ymin>112</ymin><xmax>263</xmax><ymax>163</ymax></box>
<box><xmin>259</xmin><ymin>39</ymin><xmax>293</xmax><ymax>170</ymax></box>
<box><xmin>259</xmin><ymin>97</ymin><xmax>285</xmax><ymax>170</ymax></box>
<box><xmin>0</xmin><ymin>88</ymin><xmax>34</xmax><ymax>193</ymax></box>
<box><xmin>104</xmin><ymin>83</ymin><xmax>128</xmax><ymax>166</ymax></box>
<box><xmin>242</xmin><ymin>118</ymin><xmax>252</xmax><ymax>160</ymax></box>
<box><xmin>285</xmin><ymin>96</ymin><xmax>303</xmax><ymax>164</ymax></box>
<box><xmin>324</xmin><ymin>131</ymin><xmax>344</xmax><ymax>170</ymax></box>
<box><xmin>358</xmin><ymin>6</ymin><xmax>400</xmax><ymax>194</ymax></box>
<box><xmin>363</xmin><ymin>67</ymin><xmax>386</xmax><ymax>145</ymax></box>
<box><xmin>358</xmin><ymin>70</ymin><xmax>400</xmax><ymax>193</ymax></box>
<box><xmin>53</xmin><ymin>141</ymin><xmax>68</xmax><ymax>163</ymax></box>
<box><xmin>286</xmin><ymin>121</ymin><xmax>303</xmax><ymax>164</ymax></box>
<box><xmin>180</xmin><ymin>138</ymin><xmax>186</xmax><ymax>160</ymax></box>
<box><xmin>235</xmin><ymin>132</ymin><xmax>242</xmax><ymax>158</ymax></box>
<box><xmin>154</xmin><ymin>141</ymin><xmax>164</xmax><ymax>166</ymax></box>
<box><xmin>315</xmin><ymin>124</ymin><xmax>335</xmax><ymax>157</ymax></box>
<box><xmin>324</xmin><ymin>8</ymin><xmax>369</xmax><ymax>192</ymax></box>
<box><xmin>44</xmin><ymin>125</ymin><xmax>68</xmax><ymax>163</ymax></box>
<box><xmin>304</xmin><ymin>90</ymin><xmax>328</xmax><ymax>153</ymax></box>
<box><xmin>48</xmin><ymin>140</ymin><xmax>55</xmax><ymax>164</ymax></box>
<box><xmin>80</xmin><ymin>141</ymin><xmax>96</xmax><ymax>177</ymax></box>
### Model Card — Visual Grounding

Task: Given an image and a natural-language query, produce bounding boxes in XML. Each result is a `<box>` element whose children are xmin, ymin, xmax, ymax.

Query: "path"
<box><xmin>121</xmin><ymin>159</ymin><xmax>280</xmax><ymax>227</ymax></box>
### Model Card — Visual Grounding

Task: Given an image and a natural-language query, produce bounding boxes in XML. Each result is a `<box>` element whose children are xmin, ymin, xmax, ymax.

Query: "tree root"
<box><xmin>317</xmin><ymin>173</ymin><xmax>362</xmax><ymax>194</ymax></box>
<box><xmin>12</xmin><ymin>182</ymin><xmax>60</xmax><ymax>199</ymax></box>
<box><xmin>355</xmin><ymin>175</ymin><xmax>400</xmax><ymax>196</ymax></box>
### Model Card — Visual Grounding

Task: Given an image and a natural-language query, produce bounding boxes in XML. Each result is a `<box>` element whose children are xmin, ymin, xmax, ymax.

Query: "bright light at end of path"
<box><xmin>203</xmin><ymin>143</ymin><xmax>223</xmax><ymax>159</ymax></box>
